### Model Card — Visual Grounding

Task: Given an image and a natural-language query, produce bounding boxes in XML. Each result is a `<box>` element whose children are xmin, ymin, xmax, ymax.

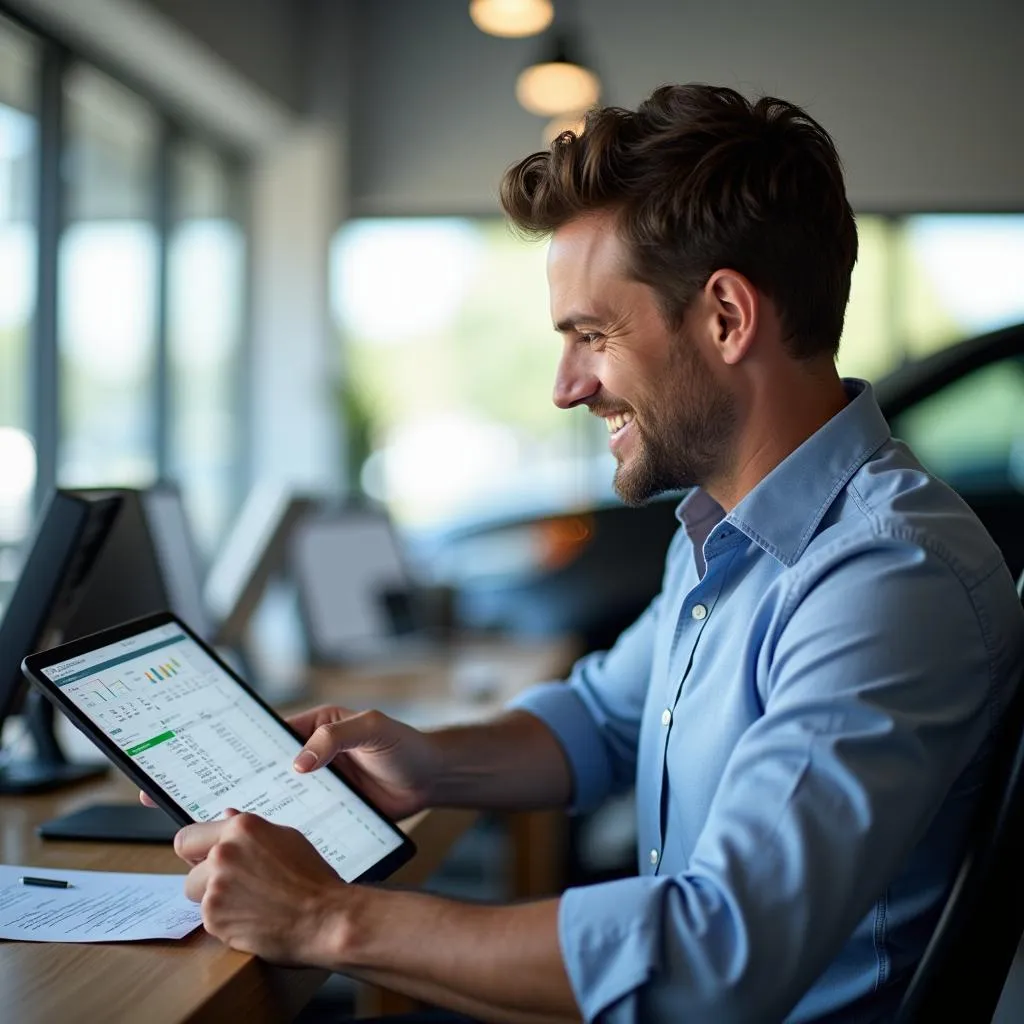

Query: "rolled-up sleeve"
<box><xmin>510</xmin><ymin>596</ymin><xmax>661</xmax><ymax>814</ymax></box>
<box><xmin>553</xmin><ymin>544</ymin><xmax>1002</xmax><ymax>1022</ymax></box>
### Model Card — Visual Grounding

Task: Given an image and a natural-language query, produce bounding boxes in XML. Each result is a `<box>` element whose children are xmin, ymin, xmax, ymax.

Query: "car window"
<box><xmin>889</xmin><ymin>356</ymin><xmax>1024</xmax><ymax>493</ymax></box>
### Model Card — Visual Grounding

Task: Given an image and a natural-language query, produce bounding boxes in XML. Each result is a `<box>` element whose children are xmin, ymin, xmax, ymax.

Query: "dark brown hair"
<box><xmin>500</xmin><ymin>84</ymin><xmax>858</xmax><ymax>360</ymax></box>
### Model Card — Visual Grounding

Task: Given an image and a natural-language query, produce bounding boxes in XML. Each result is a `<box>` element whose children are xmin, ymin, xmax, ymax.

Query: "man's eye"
<box><xmin>579</xmin><ymin>332</ymin><xmax>601</xmax><ymax>345</ymax></box>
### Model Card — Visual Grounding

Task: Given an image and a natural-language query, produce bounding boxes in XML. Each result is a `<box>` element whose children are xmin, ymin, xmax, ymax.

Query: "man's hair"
<box><xmin>500</xmin><ymin>83</ymin><xmax>858</xmax><ymax>360</ymax></box>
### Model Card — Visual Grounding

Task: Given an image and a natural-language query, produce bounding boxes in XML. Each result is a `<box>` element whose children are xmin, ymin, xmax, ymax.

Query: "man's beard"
<box><xmin>612</xmin><ymin>336</ymin><xmax>737</xmax><ymax>506</ymax></box>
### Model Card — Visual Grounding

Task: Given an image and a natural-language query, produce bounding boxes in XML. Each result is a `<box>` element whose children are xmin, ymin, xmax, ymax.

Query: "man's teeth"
<box><xmin>605</xmin><ymin>412</ymin><xmax>634</xmax><ymax>433</ymax></box>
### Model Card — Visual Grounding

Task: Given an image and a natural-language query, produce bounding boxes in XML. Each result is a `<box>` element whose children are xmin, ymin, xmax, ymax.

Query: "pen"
<box><xmin>20</xmin><ymin>876</ymin><xmax>72</xmax><ymax>889</ymax></box>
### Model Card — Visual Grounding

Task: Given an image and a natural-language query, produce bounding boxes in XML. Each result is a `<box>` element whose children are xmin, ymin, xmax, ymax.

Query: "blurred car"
<box><xmin>876</xmin><ymin>321</ymin><xmax>1024</xmax><ymax>580</ymax></box>
<box><xmin>420</xmin><ymin>321</ymin><xmax>1024</xmax><ymax>654</ymax></box>
<box><xmin>420</xmin><ymin>493</ymin><xmax>683</xmax><ymax>653</ymax></box>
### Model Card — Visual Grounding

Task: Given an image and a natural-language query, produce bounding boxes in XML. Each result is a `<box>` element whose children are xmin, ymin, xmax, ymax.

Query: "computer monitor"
<box><xmin>0</xmin><ymin>490</ymin><xmax>121</xmax><ymax>793</ymax></box>
<box><xmin>62</xmin><ymin>485</ymin><xmax>212</xmax><ymax>643</ymax></box>
<box><xmin>0</xmin><ymin>485</ymin><xmax>210</xmax><ymax>796</ymax></box>
<box><xmin>290</xmin><ymin>504</ymin><xmax>416</xmax><ymax>663</ymax></box>
<box><xmin>204</xmin><ymin>482</ymin><xmax>318</xmax><ymax>650</ymax></box>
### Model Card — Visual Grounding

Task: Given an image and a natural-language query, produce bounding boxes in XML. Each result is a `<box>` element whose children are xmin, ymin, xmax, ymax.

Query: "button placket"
<box><xmin>666</xmin><ymin>541</ymin><xmax>741</xmax><ymax>715</ymax></box>
<box><xmin>651</xmin><ymin>531</ymin><xmax>739</xmax><ymax>881</ymax></box>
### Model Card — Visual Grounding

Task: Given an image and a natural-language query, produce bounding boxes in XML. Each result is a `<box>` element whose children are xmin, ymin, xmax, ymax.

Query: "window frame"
<box><xmin>0</xmin><ymin>2</ymin><xmax>251</xmax><ymax>532</ymax></box>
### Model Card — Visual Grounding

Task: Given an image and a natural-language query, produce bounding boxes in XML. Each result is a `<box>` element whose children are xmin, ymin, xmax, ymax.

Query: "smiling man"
<box><xmin>167</xmin><ymin>85</ymin><xmax>1024</xmax><ymax>1023</ymax></box>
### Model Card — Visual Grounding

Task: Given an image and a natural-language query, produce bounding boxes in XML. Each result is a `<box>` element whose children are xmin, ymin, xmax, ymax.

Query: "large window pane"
<box><xmin>168</xmin><ymin>141</ymin><xmax>245</xmax><ymax>556</ymax></box>
<box><xmin>899</xmin><ymin>215</ymin><xmax>1024</xmax><ymax>359</ymax></box>
<box><xmin>839</xmin><ymin>214</ymin><xmax>1024</xmax><ymax>382</ymax></box>
<box><xmin>331</xmin><ymin>218</ymin><xmax>600</xmax><ymax>531</ymax></box>
<box><xmin>0</xmin><ymin>18</ymin><xmax>37</xmax><ymax>606</ymax></box>
<box><xmin>58</xmin><ymin>66</ymin><xmax>158</xmax><ymax>488</ymax></box>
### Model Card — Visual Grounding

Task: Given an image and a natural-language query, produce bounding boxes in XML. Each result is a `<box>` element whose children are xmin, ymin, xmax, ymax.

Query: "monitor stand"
<box><xmin>37</xmin><ymin>803</ymin><xmax>179</xmax><ymax>843</ymax></box>
<box><xmin>0</xmin><ymin>690</ymin><xmax>108</xmax><ymax>794</ymax></box>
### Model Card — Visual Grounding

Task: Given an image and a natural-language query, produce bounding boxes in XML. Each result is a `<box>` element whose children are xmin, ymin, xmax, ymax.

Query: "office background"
<box><xmin>1</xmin><ymin>0</ymin><xmax>1023</xmax><ymax>601</ymax></box>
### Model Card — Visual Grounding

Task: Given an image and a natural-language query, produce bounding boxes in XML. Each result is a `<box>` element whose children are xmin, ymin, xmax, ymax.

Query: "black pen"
<box><xmin>20</xmin><ymin>876</ymin><xmax>72</xmax><ymax>889</ymax></box>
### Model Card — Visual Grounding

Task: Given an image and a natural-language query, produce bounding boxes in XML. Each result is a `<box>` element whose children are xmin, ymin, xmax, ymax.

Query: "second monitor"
<box><xmin>291</xmin><ymin>504</ymin><xmax>426</xmax><ymax>664</ymax></box>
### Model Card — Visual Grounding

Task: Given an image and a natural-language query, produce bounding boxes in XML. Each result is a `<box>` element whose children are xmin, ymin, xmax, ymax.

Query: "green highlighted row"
<box><xmin>125</xmin><ymin>730</ymin><xmax>175</xmax><ymax>757</ymax></box>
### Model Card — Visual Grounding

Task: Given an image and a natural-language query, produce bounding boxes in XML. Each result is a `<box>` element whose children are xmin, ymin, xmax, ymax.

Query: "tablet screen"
<box><xmin>40</xmin><ymin>621</ymin><xmax>404</xmax><ymax>882</ymax></box>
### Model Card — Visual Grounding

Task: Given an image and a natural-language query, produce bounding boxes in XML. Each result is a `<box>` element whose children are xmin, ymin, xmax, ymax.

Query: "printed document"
<box><xmin>0</xmin><ymin>865</ymin><xmax>201</xmax><ymax>942</ymax></box>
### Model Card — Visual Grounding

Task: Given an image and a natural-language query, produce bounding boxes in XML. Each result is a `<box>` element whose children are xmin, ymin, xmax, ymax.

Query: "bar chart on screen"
<box><xmin>145</xmin><ymin>658</ymin><xmax>181</xmax><ymax>682</ymax></box>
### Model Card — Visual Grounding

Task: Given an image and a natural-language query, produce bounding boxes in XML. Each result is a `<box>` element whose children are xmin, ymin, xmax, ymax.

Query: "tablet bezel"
<box><xmin>21</xmin><ymin>610</ymin><xmax>416</xmax><ymax>883</ymax></box>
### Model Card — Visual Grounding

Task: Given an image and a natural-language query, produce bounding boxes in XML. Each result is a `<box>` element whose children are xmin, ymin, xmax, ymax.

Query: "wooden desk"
<box><xmin>0</xmin><ymin>634</ymin><xmax>577</xmax><ymax>1023</ymax></box>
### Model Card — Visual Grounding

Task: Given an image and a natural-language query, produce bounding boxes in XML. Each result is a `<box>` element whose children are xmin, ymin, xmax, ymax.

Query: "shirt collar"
<box><xmin>675</xmin><ymin>379</ymin><xmax>891</xmax><ymax>568</ymax></box>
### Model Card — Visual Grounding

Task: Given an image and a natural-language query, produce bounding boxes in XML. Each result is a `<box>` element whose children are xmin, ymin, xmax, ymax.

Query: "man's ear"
<box><xmin>703</xmin><ymin>270</ymin><xmax>758</xmax><ymax>366</ymax></box>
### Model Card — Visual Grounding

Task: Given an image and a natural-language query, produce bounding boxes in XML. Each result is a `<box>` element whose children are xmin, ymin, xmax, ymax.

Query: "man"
<box><xmin>163</xmin><ymin>85</ymin><xmax>1024</xmax><ymax>1022</ymax></box>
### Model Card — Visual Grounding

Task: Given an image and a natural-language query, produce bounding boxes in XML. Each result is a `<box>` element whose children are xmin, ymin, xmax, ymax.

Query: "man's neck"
<box><xmin>704</xmin><ymin>364</ymin><xmax>849</xmax><ymax>513</ymax></box>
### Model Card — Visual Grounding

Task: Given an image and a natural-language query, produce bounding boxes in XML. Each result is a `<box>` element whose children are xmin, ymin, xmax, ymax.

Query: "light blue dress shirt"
<box><xmin>512</xmin><ymin>380</ymin><xmax>1024</xmax><ymax>1023</ymax></box>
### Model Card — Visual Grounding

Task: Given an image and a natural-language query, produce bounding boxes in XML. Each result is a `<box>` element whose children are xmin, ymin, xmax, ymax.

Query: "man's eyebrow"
<box><xmin>554</xmin><ymin>312</ymin><xmax>605</xmax><ymax>333</ymax></box>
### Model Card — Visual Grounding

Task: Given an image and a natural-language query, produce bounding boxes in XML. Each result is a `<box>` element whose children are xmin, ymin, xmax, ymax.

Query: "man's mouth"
<box><xmin>604</xmin><ymin>411</ymin><xmax>635</xmax><ymax>439</ymax></box>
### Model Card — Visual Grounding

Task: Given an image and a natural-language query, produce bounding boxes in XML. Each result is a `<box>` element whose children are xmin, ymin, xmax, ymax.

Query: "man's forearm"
<box><xmin>321</xmin><ymin>886</ymin><xmax>580</xmax><ymax>1024</ymax></box>
<box><xmin>426</xmin><ymin>710</ymin><xmax>573</xmax><ymax>810</ymax></box>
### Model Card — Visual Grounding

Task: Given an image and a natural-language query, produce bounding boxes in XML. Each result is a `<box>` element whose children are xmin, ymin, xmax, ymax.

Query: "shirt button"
<box><xmin>661</xmin><ymin>708</ymin><xmax>672</xmax><ymax>726</ymax></box>
<box><xmin>691</xmin><ymin>603</ymin><xmax>707</xmax><ymax>620</ymax></box>
<box><xmin>649</xmin><ymin>848</ymin><xmax>660</xmax><ymax>866</ymax></box>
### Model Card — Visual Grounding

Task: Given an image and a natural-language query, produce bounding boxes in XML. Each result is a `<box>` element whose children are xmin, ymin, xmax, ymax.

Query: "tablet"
<box><xmin>22</xmin><ymin>612</ymin><xmax>415</xmax><ymax>883</ymax></box>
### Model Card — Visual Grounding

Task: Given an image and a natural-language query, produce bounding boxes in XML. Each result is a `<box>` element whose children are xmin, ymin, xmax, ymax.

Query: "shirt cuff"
<box><xmin>558</xmin><ymin>877</ymin><xmax>664</xmax><ymax>1022</ymax></box>
<box><xmin>508</xmin><ymin>682</ymin><xmax>614</xmax><ymax>814</ymax></box>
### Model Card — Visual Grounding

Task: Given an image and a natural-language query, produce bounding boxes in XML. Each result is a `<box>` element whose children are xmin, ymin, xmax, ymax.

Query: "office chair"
<box><xmin>894</xmin><ymin>571</ymin><xmax>1024</xmax><ymax>1022</ymax></box>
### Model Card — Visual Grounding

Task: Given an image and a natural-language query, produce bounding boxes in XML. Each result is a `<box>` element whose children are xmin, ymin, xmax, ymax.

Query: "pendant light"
<box><xmin>469</xmin><ymin>0</ymin><xmax>554</xmax><ymax>38</ymax></box>
<box><xmin>516</xmin><ymin>31</ymin><xmax>600</xmax><ymax>118</ymax></box>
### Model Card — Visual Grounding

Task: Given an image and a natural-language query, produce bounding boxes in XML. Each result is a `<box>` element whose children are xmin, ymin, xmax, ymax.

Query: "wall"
<box><xmin>348</xmin><ymin>0</ymin><xmax>1024</xmax><ymax>214</ymax></box>
<box><xmin>139</xmin><ymin>0</ymin><xmax>307</xmax><ymax>112</ymax></box>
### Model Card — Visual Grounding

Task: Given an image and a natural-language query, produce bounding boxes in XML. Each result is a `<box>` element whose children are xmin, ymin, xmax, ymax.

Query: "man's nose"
<box><xmin>552</xmin><ymin>345</ymin><xmax>599</xmax><ymax>410</ymax></box>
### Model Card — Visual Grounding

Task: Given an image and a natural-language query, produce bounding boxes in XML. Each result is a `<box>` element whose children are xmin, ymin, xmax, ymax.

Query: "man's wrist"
<box><xmin>423</xmin><ymin>727</ymin><xmax>461</xmax><ymax>807</ymax></box>
<box><xmin>309</xmin><ymin>881</ymin><xmax>379</xmax><ymax>971</ymax></box>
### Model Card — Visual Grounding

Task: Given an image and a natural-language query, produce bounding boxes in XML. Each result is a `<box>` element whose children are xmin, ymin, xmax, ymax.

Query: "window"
<box><xmin>333</xmin><ymin>214</ymin><xmax>1024</xmax><ymax>534</ymax></box>
<box><xmin>0</xmin><ymin>19</ymin><xmax>37</xmax><ymax>550</ymax></box>
<box><xmin>168</xmin><ymin>141</ymin><xmax>245</xmax><ymax>557</ymax></box>
<box><xmin>0</xmin><ymin>14</ymin><xmax>250</xmax><ymax>612</ymax></box>
<box><xmin>899</xmin><ymin>215</ymin><xmax>1024</xmax><ymax>359</ymax></box>
<box><xmin>330</xmin><ymin>218</ymin><xmax>603</xmax><ymax>531</ymax></box>
<box><xmin>838</xmin><ymin>214</ymin><xmax>1024</xmax><ymax>380</ymax></box>
<box><xmin>58</xmin><ymin>65</ymin><xmax>159</xmax><ymax>489</ymax></box>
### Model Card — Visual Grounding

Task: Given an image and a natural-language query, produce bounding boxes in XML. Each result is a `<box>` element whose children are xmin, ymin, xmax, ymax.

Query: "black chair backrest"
<box><xmin>895</xmin><ymin>572</ymin><xmax>1024</xmax><ymax>1022</ymax></box>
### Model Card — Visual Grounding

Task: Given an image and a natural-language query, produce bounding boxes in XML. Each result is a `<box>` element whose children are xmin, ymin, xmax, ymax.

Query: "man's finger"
<box><xmin>184</xmin><ymin>858</ymin><xmax>211</xmax><ymax>903</ymax></box>
<box><xmin>139</xmin><ymin>790</ymin><xmax>157</xmax><ymax>808</ymax></box>
<box><xmin>294</xmin><ymin>709</ymin><xmax>389</xmax><ymax>772</ymax></box>
<box><xmin>285</xmin><ymin>704</ymin><xmax>355</xmax><ymax>741</ymax></box>
<box><xmin>174</xmin><ymin>820</ymin><xmax>230</xmax><ymax>865</ymax></box>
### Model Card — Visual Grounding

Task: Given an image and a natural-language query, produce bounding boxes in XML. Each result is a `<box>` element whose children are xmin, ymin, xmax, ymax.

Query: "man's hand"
<box><xmin>176</xmin><ymin>811</ymin><xmax>348</xmax><ymax>967</ymax></box>
<box><xmin>287</xmin><ymin>705</ymin><xmax>444</xmax><ymax>820</ymax></box>
<box><xmin>140</xmin><ymin>704</ymin><xmax>444</xmax><ymax>820</ymax></box>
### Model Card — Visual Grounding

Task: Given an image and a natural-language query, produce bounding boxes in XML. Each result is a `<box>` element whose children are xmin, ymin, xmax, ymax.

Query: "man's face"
<box><xmin>548</xmin><ymin>211</ymin><xmax>736</xmax><ymax>505</ymax></box>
